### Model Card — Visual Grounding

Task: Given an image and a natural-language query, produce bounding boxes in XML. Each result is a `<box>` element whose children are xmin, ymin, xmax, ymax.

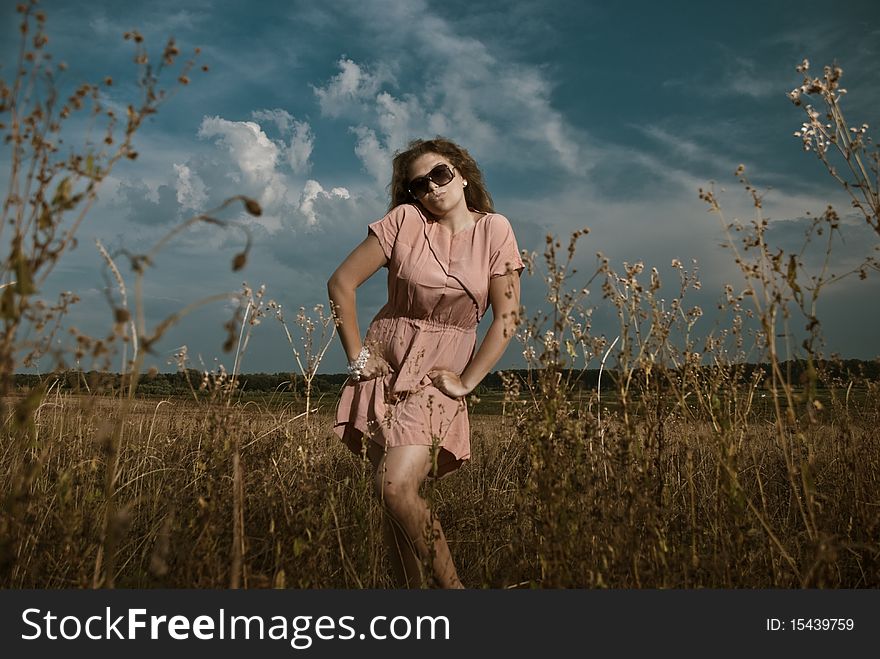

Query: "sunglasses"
<box><xmin>407</xmin><ymin>163</ymin><xmax>456</xmax><ymax>198</ymax></box>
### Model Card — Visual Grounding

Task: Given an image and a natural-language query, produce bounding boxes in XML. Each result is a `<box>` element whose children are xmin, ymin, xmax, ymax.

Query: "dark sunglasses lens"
<box><xmin>430</xmin><ymin>164</ymin><xmax>454</xmax><ymax>185</ymax></box>
<box><xmin>409</xmin><ymin>164</ymin><xmax>455</xmax><ymax>198</ymax></box>
<box><xmin>410</xmin><ymin>179</ymin><xmax>430</xmax><ymax>197</ymax></box>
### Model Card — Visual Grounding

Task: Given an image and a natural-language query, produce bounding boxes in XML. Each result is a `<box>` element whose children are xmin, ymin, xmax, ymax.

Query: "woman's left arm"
<box><xmin>430</xmin><ymin>272</ymin><xmax>521</xmax><ymax>397</ymax></box>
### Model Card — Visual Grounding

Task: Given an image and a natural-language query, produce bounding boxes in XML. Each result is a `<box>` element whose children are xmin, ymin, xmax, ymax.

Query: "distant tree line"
<box><xmin>10</xmin><ymin>370</ymin><xmax>351</xmax><ymax>397</ymax></box>
<box><xmin>479</xmin><ymin>358</ymin><xmax>880</xmax><ymax>391</ymax></box>
<box><xmin>9</xmin><ymin>358</ymin><xmax>878</xmax><ymax>397</ymax></box>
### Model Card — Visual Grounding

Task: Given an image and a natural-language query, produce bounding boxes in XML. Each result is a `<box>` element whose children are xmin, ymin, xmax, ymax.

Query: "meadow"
<box><xmin>2</xmin><ymin>370</ymin><xmax>878</xmax><ymax>589</ymax></box>
<box><xmin>1</xmin><ymin>3</ymin><xmax>878</xmax><ymax>589</ymax></box>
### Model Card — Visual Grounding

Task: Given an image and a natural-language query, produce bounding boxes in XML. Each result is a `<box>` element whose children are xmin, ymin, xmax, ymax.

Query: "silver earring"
<box><xmin>462</xmin><ymin>181</ymin><xmax>468</xmax><ymax>187</ymax></box>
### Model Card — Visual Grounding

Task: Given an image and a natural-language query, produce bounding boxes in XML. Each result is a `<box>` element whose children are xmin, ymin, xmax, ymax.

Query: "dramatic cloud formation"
<box><xmin>198</xmin><ymin>116</ymin><xmax>289</xmax><ymax>211</ymax></box>
<box><xmin>2</xmin><ymin>0</ymin><xmax>877</xmax><ymax>373</ymax></box>
<box><xmin>311</xmin><ymin>1</ymin><xmax>586</xmax><ymax>181</ymax></box>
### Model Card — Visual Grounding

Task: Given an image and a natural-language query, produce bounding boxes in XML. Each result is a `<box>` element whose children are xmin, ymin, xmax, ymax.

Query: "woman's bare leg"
<box><xmin>367</xmin><ymin>442</ymin><xmax>421</xmax><ymax>585</ymax></box>
<box><xmin>368</xmin><ymin>443</ymin><xmax>463</xmax><ymax>588</ymax></box>
<box><xmin>366</xmin><ymin>442</ymin><xmax>415</xmax><ymax>585</ymax></box>
<box><xmin>382</xmin><ymin>511</ymin><xmax>425</xmax><ymax>588</ymax></box>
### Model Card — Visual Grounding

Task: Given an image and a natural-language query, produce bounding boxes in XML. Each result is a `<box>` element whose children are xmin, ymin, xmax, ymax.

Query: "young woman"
<box><xmin>328</xmin><ymin>137</ymin><xmax>523</xmax><ymax>588</ymax></box>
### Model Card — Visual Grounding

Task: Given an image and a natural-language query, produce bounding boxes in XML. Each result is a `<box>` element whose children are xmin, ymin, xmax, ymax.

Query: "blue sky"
<box><xmin>2</xmin><ymin>0</ymin><xmax>879</xmax><ymax>375</ymax></box>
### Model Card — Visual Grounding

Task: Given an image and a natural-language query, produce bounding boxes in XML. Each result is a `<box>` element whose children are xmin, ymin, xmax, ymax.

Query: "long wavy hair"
<box><xmin>388</xmin><ymin>137</ymin><xmax>494</xmax><ymax>213</ymax></box>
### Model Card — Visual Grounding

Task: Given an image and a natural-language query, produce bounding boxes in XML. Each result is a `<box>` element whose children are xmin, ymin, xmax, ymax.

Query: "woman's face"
<box><xmin>407</xmin><ymin>152</ymin><xmax>467</xmax><ymax>216</ymax></box>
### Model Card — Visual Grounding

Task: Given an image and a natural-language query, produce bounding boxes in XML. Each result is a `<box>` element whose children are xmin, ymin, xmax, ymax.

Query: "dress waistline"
<box><xmin>372</xmin><ymin>310</ymin><xmax>476</xmax><ymax>333</ymax></box>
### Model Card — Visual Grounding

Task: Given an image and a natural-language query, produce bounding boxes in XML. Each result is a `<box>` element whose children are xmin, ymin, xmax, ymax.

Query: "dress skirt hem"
<box><xmin>334</xmin><ymin>421</ymin><xmax>468</xmax><ymax>479</ymax></box>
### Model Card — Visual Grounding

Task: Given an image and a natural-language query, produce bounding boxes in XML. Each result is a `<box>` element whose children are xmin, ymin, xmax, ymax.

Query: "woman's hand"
<box><xmin>428</xmin><ymin>370</ymin><xmax>472</xmax><ymax>399</ymax></box>
<box><xmin>358</xmin><ymin>353</ymin><xmax>392</xmax><ymax>381</ymax></box>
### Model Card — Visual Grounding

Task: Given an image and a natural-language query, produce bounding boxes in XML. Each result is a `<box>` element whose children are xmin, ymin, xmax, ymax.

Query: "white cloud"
<box><xmin>299</xmin><ymin>180</ymin><xmax>351</xmax><ymax>226</ymax></box>
<box><xmin>725</xmin><ymin>57</ymin><xmax>787</xmax><ymax>99</ymax></box>
<box><xmin>374</xmin><ymin>91</ymin><xmax>424</xmax><ymax>154</ymax></box>
<box><xmin>198</xmin><ymin>116</ymin><xmax>280</xmax><ymax>181</ymax></box>
<box><xmin>173</xmin><ymin>163</ymin><xmax>208</xmax><ymax>210</ymax></box>
<box><xmin>663</xmin><ymin>55</ymin><xmax>789</xmax><ymax>101</ymax></box>
<box><xmin>197</xmin><ymin>115</ymin><xmax>288</xmax><ymax>212</ymax></box>
<box><xmin>503</xmin><ymin>66</ymin><xmax>581</xmax><ymax>173</ymax></box>
<box><xmin>251</xmin><ymin>108</ymin><xmax>295</xmax><ymax>135</ymax></box>
<box><xmin>85</xmin><ymin>7</ymin><xmax>199</xmax><ymax>41</ymax></box>
<box><xmin>186</xmin><ymin>114</ymin><xmax>357</xmax><ymax>234</ymax></box>
<box><xmin>89</xmin><ymin>15</ymin><xmax>114</xmax><ymax>37</ymax></box>
<box><xmin>251</xmin><ymin>109</ymin><xmax>315</xmax><ymax>174</ymax></box>
<box><xmin>351</xmin><ymin>126</ymin><xmax>390</xmax><ymax>185</ymax></box>
<box><xmin>313</xmin><ymin>58</ymin><xmax>389</xmax><ymax>118</ymax></box>
<box><xmin>311</xmin><ymin>7</ymin><xmax>588</xmax><ymax>179</ymax></box>
<box><xmin>638</xmin><ymin>125</ymin><xmax>742</xmax><ymax>173</ymax></box>
<box><xmin>287</xmin><ymin>120</ymin><xmax>314</xmax><ymax>175</ymax></box>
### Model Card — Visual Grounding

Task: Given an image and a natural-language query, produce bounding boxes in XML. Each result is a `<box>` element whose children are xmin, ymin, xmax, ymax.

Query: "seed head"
<box><xmin>242</xmin><ymin>196</ymin><xmax>262</xmax><ymax>216</ymax></box>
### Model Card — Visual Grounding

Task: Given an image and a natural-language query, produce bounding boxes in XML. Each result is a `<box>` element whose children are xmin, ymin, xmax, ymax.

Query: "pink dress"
<box><xmin>333</xmin><ymin>203</ymin><xmax>524</xmax><ymax>477</ymax></box>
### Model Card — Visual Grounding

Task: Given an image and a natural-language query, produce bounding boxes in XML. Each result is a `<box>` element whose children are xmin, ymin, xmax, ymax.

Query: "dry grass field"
<box><xmin>2</xmin><ymin>386</ymin><xmax>877</xmax><ymax>589</ymax></box>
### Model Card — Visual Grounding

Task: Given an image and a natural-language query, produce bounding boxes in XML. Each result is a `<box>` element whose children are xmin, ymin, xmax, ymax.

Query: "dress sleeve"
<box><xmin>367</xmin><ymin>205</ymin><xmax>406</xmax><ymax>263</ymax></box>
<box><xmin>489</xmin><ymin>214</ymin><xmax>525</xmax><ymax>278</ymax></box>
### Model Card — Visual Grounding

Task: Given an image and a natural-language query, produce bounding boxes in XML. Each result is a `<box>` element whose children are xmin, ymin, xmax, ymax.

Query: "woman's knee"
<box><xmin>372</xmin><ymin>445</ymin><xmax>432</xmax><ymax>514</ymax></box>
<box><xmin>373</xmin><ymin>470</ymin><xmax>416</xmax><ymax>516</ymax></box>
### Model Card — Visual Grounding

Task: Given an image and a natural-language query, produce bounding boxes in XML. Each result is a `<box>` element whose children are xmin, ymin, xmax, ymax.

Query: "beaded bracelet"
<box><xmin>347</xmin><ymin>346</ymin><xmax>370</xmax><ymax>381</ymax></box>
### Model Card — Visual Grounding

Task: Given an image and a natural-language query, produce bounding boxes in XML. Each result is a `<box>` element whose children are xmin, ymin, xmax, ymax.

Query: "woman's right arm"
<box><xmin>327</xmin><ymin>233</ymin><xmax>389</xmax><ymax>373</ymax></box>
